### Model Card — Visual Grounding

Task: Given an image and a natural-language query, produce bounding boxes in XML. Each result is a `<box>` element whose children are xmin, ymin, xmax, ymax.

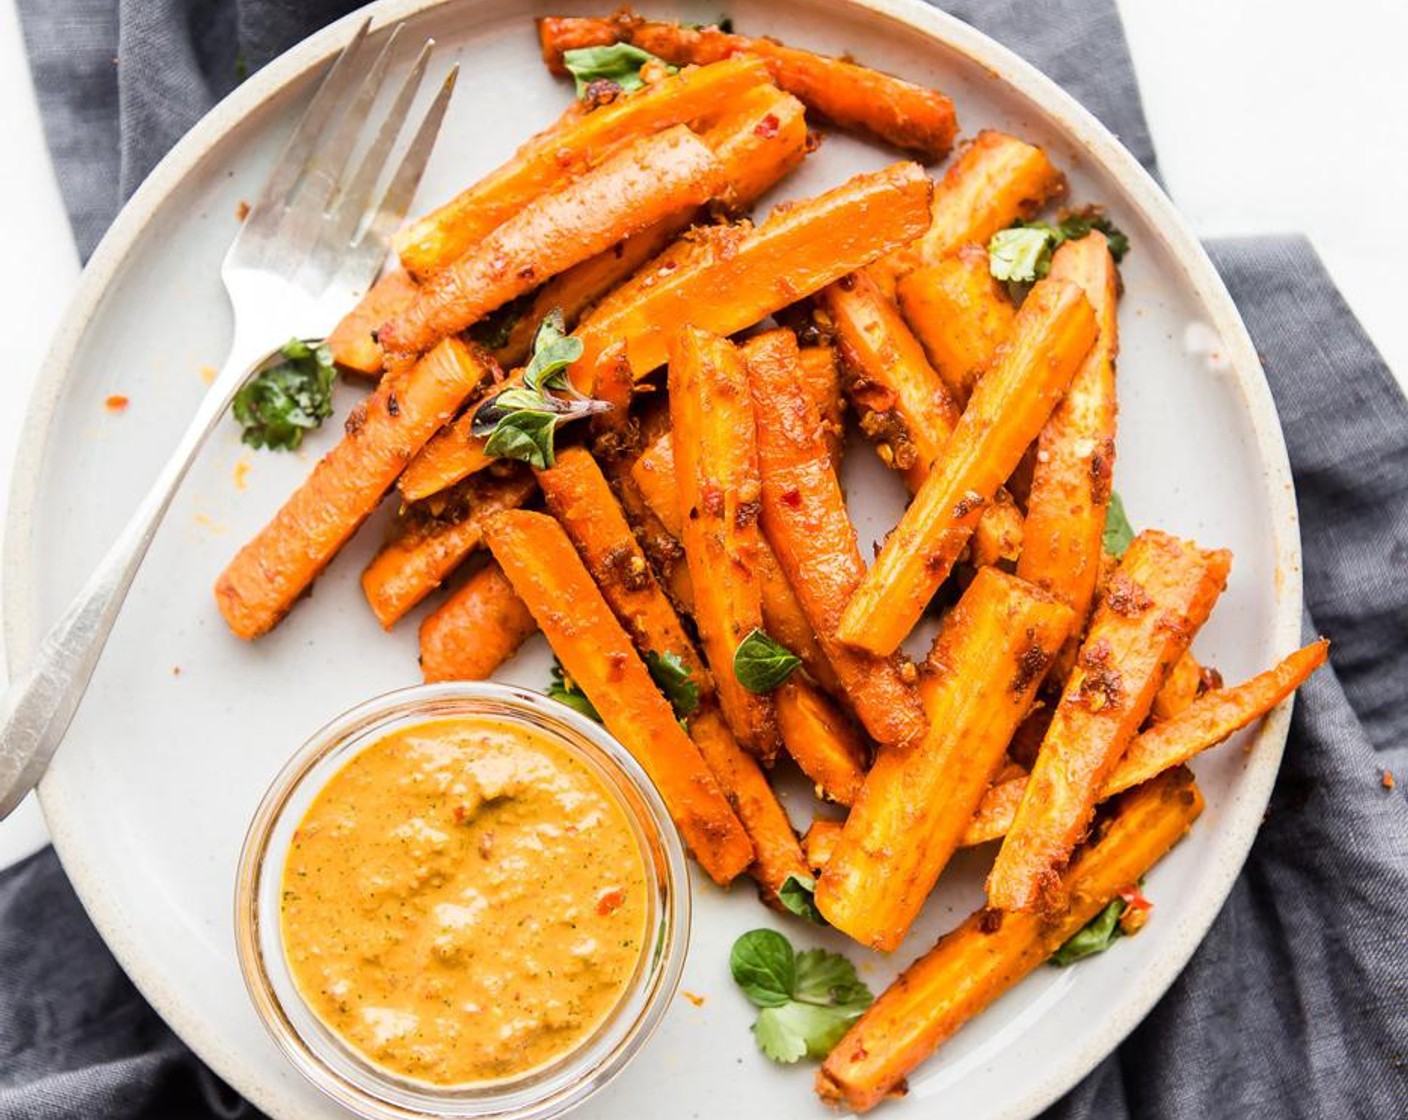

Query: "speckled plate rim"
<box><xmin>4</xmin><ymin>2</ymin><xmax>1302</xmax><ymax>1118</ymax></box>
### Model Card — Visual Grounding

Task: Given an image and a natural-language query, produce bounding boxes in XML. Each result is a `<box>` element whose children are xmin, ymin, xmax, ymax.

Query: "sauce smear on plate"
<box><xmin>280</xmin><ymin>716</ymin><xmax>648</xmax><ymax>1084</ymax></box>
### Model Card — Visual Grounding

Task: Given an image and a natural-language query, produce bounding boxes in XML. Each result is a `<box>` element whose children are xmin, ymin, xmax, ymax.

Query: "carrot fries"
<box><xmin>418</xmin><ymin>561</ymin><xmax>537</xmax><ymax>682</ymax></box>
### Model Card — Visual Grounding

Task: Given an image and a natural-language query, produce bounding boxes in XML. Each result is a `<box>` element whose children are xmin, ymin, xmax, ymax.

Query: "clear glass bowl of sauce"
<box><xmin>236</xmin><ymin>682</ymin><xmax>690</xmax><ymax>1120</ymax></box>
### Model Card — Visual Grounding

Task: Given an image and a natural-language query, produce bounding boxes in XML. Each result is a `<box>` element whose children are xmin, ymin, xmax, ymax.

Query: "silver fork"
<box><xmin>0</xmin><ymin>20</ymin><xmax>457</xmax><ymax>817</ymax></box>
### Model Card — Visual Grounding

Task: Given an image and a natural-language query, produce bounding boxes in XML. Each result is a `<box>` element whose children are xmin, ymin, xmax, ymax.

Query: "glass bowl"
<box><xmin>234</xmin><ymin>682</ymin><xmax>690</xmax><ymax>1120</ymax></box>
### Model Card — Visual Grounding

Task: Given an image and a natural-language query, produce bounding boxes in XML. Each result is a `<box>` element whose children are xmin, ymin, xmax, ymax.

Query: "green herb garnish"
<box><xmin>1102</xmin><ymin>491</ymin><xmax>1135</xmax><ymax>557</ymax></box>
<box><xmin>777</xmin><ymin>874</ymin><xmax>826</xmax><ymax>926</ymax></box>
<box><xmin>547</xmin><ymin>658</ymin><xmax>601</xmax><ymax>723</ymax></box>
<box><xmin>233</xmin><ymin>338</ymin><xmax>337</xmax><ymax>451</ymax></box>
<box><xmin>562</xmin><ymin>44</ymin><xmax>677</xmax><ymax>98</ymax></box>
<box><xmin>988</xmin><ymin>209</ymin><xmax>1132</xmax><ymax>285</ymax></box>
<box><xmin>733</xmin><ymin>629</ymin><xmax>802</xmax><ymax>694</ymax></box>
<box><xmin>644</xmin><ymin>649</ymin><xmax>701</xmax><ymax>720</ymax></box>
<box><xmin>730</xmin><ymin>929</ymin><xmax>873</xmax><ymax>1063</ymax></box>
<box><xmin>472</xmin><ymin>309</ymin><xmax>609</xmax><ymax>469</ymax></box>
<box><xmin>1050</xmin><ymin>898</ymin><xmax>1127</xmax><ymax>966</ymax></box>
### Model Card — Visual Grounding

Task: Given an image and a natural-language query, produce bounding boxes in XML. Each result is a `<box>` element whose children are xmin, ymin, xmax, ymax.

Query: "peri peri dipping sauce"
<box><xmin>279</xmin><ymin>716</ymin><xmax>649</xmax><ymax>1085</ymax></box>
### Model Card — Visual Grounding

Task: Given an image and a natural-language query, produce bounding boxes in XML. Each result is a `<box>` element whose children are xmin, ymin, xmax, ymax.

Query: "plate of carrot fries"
<box><xmin>7</xmin><ymin>2</ymin><xmax>1318</xmax><ymax>1118</ymax></box>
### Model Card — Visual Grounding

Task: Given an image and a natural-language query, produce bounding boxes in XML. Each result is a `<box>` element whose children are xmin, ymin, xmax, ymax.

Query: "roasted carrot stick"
<box><xmin>611</xmin><ymin>450</ymin><xmax>695</xmax><ymax>615</ymax></box>
<box><xmin>689</xmin><ymin>706</ymin><xmax>810</xmax><ymax>906</ymax></box>
<box><xmin>537</xmin><ymin>13</ymin><xmax>958</xmax><ymax>159</ymax></box>
<box><xmin>215</xmin><ymin>338</ymin><xmax>490</xmax><ymax>639</ymax></box>
<box><xmin>326</xmin><ymin>268</ymin><xmax>418</xmax><ymax>377</ymax></box>
<box><xmin>418</xmin><ymin>561</ymin><xmax>538</xmax><ymax>682</ymax></box>
<box><xmin>798</xmin><ymin>346</ymin><xmax>846</xmax><ymax>467</ymax></box>
<box><xmin>819</xmin><ymin>270</ymin><xmax>1023</xmax><ymax>563</ymax></box>
<box><xmin>1017</xmin><ymin>232</ymin><xmax>1120</xmax><ymax>672</ymax></box>
<box><xmin>1150</xmin><ymin>651</ymin><xmax>1206</xmax><ymax>721</ymax></box>
<box><xmin>963</xmin><ymin>642</ymin><xmax>1325</xmax><ymax>843</ymax></box>
<box><xmin>488</xmin><ymin>82</ymin><xmax>811</xmax><ymax>370</ymax></box>
<box><xmin>775</xmin><ymin>680</ymin><xmax>870</xmax><ymax>807</ymax></box>
<box><xmin>380</xmin><ymin>126</ymin><xmax>726</xmax><ymax>362</ymax></box>
<box><xmin>895</xmin><ymin>245</ymin><xmax>1015</xmax><ymax>403</ymax></box>
<box><xmin>397</xmin><ymin>161</ymin><xmax>933</xmax><ymax>501</ymax></box>
<box><xmin>836</xmin><ymin>278</ymin><xmax>1097</xmax><ymax>656</ymax></box>
<box><xmin>987</xmin><ymin>530</ymin><xmax>1232</xmax><ymax>912</ymax></box>
<box><xmin>535</xmin><ymin>446</ymin><xmax>706</xmax><ymax>682</ymax></box>
<box><xmin>669</xmin><ymin>327</ymin><xmax>780</xmax><ymax>759</ymax></box>
<box><xmin>484</xmin><ymin>510</ymin><xmax>753</xmax><ymax>884</ymax></box>
<box><xmin>872</xmin><ymin>130</ymin><xmax>1065</xmax><ymax>292</ymax></box>
<box><xmin>818</xmin><ymin>767</ymin><xmax>1204</xmax><ymax>1112</ymax></box>
<box><xmin>817</xmin><ymin>568</ymin><xmax>1074</xmax><ymax>950</ymax></box>
<box><xmin>361</xmin><ymin>469</ymin><xmax>536</xmax><ymax>629</ymax></box>
<box><xmin>395</xmin><ymin>56</ymin><xmax>770</xmax><ymax>277</ymax></box>
<box><xmin>536</xmin><ymin>449</ymin><xmax>808</xmax><ymax>902</ymax></box>
<box><xmin>745</xmin><ymin>328</ymin><xmax>927</xmax><ymax>747</ymax></box>
<box><xmin>802</xmin><ymin>817</ymin><xmax>844</xmax><ymax>876</ymax></box>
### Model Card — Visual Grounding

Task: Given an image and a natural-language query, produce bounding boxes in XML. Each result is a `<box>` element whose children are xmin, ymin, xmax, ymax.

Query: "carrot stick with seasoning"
<box><xmin>536</xmin><ymin>13</ymin><xmax>959</xmax><ymax>160</ymax></box>
<box><xmin>817</xmin><ymin>767</ymin><xmax>1205</xmax><ymax>1113</ymax></box>
<box><xmin>325</xmin><ymin>268</ymin><xmax>418</xmax><ymax>377</ymax></box>
<box><xmin>484</xmin><ymin>509</ymin><xmax>754</xmax><ymax>885</ymax></box>
<box><xmin>986</xmin><ymin>530</ymin><xmax>1232</xmax><ymax>913</ymax></box>
<box><xmin>774</xmin><ymin>681</ymin><xmax>869</xmax><ymax>807</ymax></box>
<box><xmin>744</xmin><ymin>328</ymin><xmax>927</xmax><ymax>748</ymax></box>
<box><xmin>215</xmin><ymin>337</ymin><xmax>491</xmax><ymax>640</ymax></box>
<box><xmin>418</xmin><ymin>561</ymin><xmax>538</xmax><ymax>682</ymax></box>
<box><xmin>835</xmin><ymin>278</ymin><xmax>1097</xmax><ymax>657</ymax></box>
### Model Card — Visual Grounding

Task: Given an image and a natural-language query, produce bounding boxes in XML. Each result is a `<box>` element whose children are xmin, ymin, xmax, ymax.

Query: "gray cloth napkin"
<box><xmin>7</xmin><ymin>1</ymin><xmax>1406</xmax><ymax>1117</ymax></box>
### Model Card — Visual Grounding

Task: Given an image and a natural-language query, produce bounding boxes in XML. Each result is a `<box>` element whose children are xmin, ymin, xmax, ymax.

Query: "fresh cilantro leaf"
<box><xmin>1051</xmin><ymin>898</ymin><xmax>1127</xmax><ymax>966</ymax></box>
<box><xmin>733</xmin><ymin>629</ymin><xmax>802</xmax><ymax>693</ymax></box>
<box><xmin>644</xmin><ymin>650</ymin><xmax>700</xmax><ymax>719</ymax></box>
<box><xmin>988</xmin><ymin>225</ymin><xmax>1058</xmax><ymax>283</ymax></box>
<box><xmin>233</xmin><ymin>337</ymin><xmax>337</xmax><ymax>451</ymax></box>
<box><xmin>1102</xmin><ymin>491</ymin><xmax>1135</xmax><ymax>557</ymax></box>
<box><xmin>778</xmin><ymin>874</ymin><xmax>826</xmax><ymax>926</ymax></box>
<box><xmin>562</xmin><ymin>44</ymin><xmax>677</xmax><ymax>98</ymax></box>
<box><xmin>523</xmin><ymin>309</ymin><xmax>585</xmax><ymax>392</ymax></box>
<box><xmin>730</xmin><ymin>930</ymin><xmax>873</xmax><ymax>1064</ymax></box>
<box><xmin>1057</xmin><ymin>209</ymin><xmax>1131</xmax><ymax>262</ymax></box>
<box><xmin>730</xmin><ymin>929</ymin><xmax>795</xmax><ymax>1007</ymax></box>
<box><xmin>547</xmin><ymin>659</ymin><xmax>601</xmax><ymax>723</ymax></box>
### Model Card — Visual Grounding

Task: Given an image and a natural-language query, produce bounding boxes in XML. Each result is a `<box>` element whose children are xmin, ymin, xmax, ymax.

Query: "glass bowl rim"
<box><xmin>233</xmin><ymin>680</ymin><xmax>692</xmax><ymax>1120</ymax></box>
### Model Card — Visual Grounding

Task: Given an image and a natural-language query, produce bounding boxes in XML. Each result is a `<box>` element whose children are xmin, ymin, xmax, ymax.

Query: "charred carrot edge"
<box><xmin>537</xmin><ymin>13</ymin><xmax>959</xmax><ymax>160</ymax></box>
<box><xmin>745</xmin><ymin>328</ymin><xmax>927</xmax><ymax>747</ymax></box>
<box><xmin>802</xmin><ymin>817</ymin><xmax>844</xmax><ymax>876</ymax></box>
<box><xmin>489</xmin><ymin>83</ymin><xmax>810</xmax><ymax>370</ymax></box>
<box><xmin>797</xmin><ymin>346</ymin><xmax>846</xmax><ymax>467</ymax></box>
<box><xmin>325</xmin><ymin>269</ymin><xmax>418</xmax><ymax>377</ymax></box>
<box><xmin>669</xmin><ymin>327</ymin><xmax>780</xmax><ymax>759</ymax></box>
<box><xmin>361</xmin><ymin>470</ymin><xmax>536</xmax><ymax>629</ymax></box>
<box><xmin>1017</xmin><ymin>232</ymin><xmax>1120</xmax><ymax>674</ymax></box>
<box><xmin>215</xmin><ymin>338</ymin><xmax>490</xmax><ymax>640</ymax></box>
<box><xmin>690</xmin><ymin>706</ymin><xmax>810</xmax><ymax>906</ymax></box>
<box><xmin>871</xmin><ymin>130</ymin><xmax>1066</xmax><ymax>293</ymax></box>
<box><xmin>986</xmin><ymin>530</ymin><xmax>1232</xmax><ymax>913</ymax></box>
<box><xmin>817</xmin><ymin>568</ymin><xmax>1074</xmax><ymax>951</ymax></box>
<box><xmin>818</xmin><ymin>767</ymin><xmax>1205</xmax><ymax>1112</ymax></box>
<box><xmin>837</xmin><ymin>278</ymin><xmax>1098</xmax><ymax>656</ymax></box>
<box><xmin>964</xmin><ymin>640</ymin><xmax>1328</xmax><ymax>844</ymax></box>
<box><xmin>397</xmin><ymin>161</ymin><xmax>931</xmax><ymax>502</ymax></box>
<box><xmin>380</xmin><ymin>125</ymin><xmax>726</xmax><ymax>361</ymax></box>
<box><xmin>896</xmin><ymin>246</ymin><xmax>1016</xmax><ymax>404</ymax></box>
<box><xmin>485</xmin><ymin>510</ymin><xmax>753</xmax><ymax>884</ymax></box>
<box><xmin>537</xmin><ymin>449</ymin><xmax>807</xmax><ymax>902</ymax></box>
<box><xmin>535</xmin><ymin>447</ymin><xmax>707</xmax><ymax>684</ymax></box>
<box><xmin>775</xmin><ymin>680</ymin><xmax>870</xmax><ymax>807</ymax></box>
<box><xmin>394</xmin><ymin>56</ymin><xmax>771</xmax><ymax>278</ymax></box>
<box><xmin>610</xmin><ymin>451</ymin><xmax>695</xmax><ymax>615</ymax></box>
<box><xmin>418</xmin><ymin>561</ymin><xmax>538</xmax><ymax>682</ymax></box>
<box><xmin>1150</xmin><ymin>651</ymin><xmax>1205</xmax><ymax>722</ymax></box>
<box><xmin>820</xmin><ymin>269</ymin><xmax>1022</xmax><ymax>564</ymax></box>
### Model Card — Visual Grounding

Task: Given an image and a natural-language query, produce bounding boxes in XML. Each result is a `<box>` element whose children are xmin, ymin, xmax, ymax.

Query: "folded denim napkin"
<box><xmin>8</xmin><ymin>1</ymin><xmax>1406</xmax><ymax>1116</ymax></box>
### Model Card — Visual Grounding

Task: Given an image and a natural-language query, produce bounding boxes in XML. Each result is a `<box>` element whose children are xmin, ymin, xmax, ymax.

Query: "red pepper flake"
<box><xmin>680</xmin><ymin>990</ymin><xmax>706</xmax><ymax>1007</ymax></box>
<box><xmin>780</xmin><ymin>487</ymin><xmax>802</xmax><ymax>509</ymax></box>
<box><xmin>753</xmin><ymin>113</ymin><xmax>780</xmax><ymax>139</ymax></box>
<box><xmin>1118</xmin><ymin>883</ymin><xmax>1154</xmax><ymax>912</ymax></box>
<box><xmin>105</xmin><ymin>394</ymin><xmax>129</xmax><ymax>412</ymax></box>
<box><xmin>596</xmin><ymin>887</ymin><xmax>626</xmax><ymax>916</ymax></box>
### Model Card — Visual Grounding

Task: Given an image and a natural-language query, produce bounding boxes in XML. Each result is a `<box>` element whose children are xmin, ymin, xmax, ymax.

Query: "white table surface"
<box><xmin>1</xmin><ymin>0</ymin><xmax>1405</xmax><ymax>871</ymax></box>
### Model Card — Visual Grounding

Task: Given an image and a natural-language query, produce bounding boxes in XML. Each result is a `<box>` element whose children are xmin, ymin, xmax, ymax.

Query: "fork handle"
<box><xmin>0</xmin><ymin>341</ymin><xmax>266</xmax><ymax>818</ymax></box>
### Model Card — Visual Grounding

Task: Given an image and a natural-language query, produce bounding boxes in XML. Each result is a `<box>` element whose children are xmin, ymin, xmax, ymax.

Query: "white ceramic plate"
<box><xmin>5</xmin><ymin>2</ymin><xmax>1302</xmax><ymax>1118</ymax></box>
